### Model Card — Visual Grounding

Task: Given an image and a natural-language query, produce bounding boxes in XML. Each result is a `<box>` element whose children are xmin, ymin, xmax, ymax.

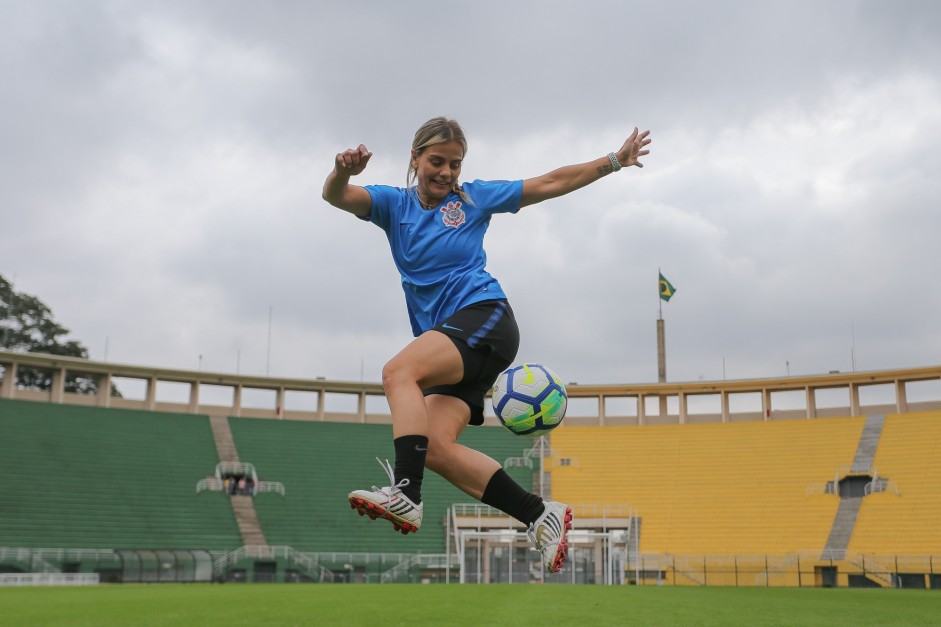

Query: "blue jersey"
<box><xmin>364</xmin><ymin>179</ymin><xmax>523</xmax><ymax>336</ymax></box>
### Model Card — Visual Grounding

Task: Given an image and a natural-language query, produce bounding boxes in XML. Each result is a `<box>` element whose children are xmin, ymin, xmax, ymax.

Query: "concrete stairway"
<box><xmin>230</xmin><ymin>496</ymin><xmax>270</xmax><ymax>554</ymax></box>
<box><xmin>850</xmin><ymin>414</ymin><xmax>885</xmax><ymax>473</ymax></box>
<box><xmin>209</xmin><ymin>414</ymin><xmax>239</xmax><ymax>463</ymax></box>
<box><xmin>821</xmin><ymin>414</ymin><xmax>885</xmax><ymax>559</ymax></box>
<box><xmin>208</xmin><ymin>414</ymin><xmax>269</xmax><ymax>550</ymax></box>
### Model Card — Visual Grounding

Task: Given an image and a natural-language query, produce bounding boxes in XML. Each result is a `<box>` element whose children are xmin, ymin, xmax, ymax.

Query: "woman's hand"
<box><xmin>615</xmin><ymin>128</ymin><xmax>652</xmax><ymax>168</ymax></box>
<box><xmin>323</xmin><ymin>144</ymin><xmax>373</xmax><ymax>216</ymax></box>
<box><xmin>335</xmin><ymin>144</ymin><xmax>373</xmax><ymax>176</ymax></box>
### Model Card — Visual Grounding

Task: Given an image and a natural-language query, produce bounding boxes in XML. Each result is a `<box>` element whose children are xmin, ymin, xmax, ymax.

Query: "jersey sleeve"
<box><xmin>462</xmin><ymin>179</ymin><xmax>523</xmax><ymax>216</ymax></box>
<box><xmin>362</xmin><ymin>185</ymin><xmax>402</xmax><ymax>229</ymax></box>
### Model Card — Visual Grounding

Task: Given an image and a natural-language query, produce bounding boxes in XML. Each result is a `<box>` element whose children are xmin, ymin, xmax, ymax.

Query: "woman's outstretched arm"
<box><xmin>519</xmin><ymin>128</ymin><xmax>651</xmax><ymax>208</ymax></box>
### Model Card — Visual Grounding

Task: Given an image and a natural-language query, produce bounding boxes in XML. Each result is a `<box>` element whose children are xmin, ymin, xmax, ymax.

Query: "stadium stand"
<box><xmin>849</xmin><ymin>411</ymin><xmax>941</xmax><ymax>556</ymax></box>
<box><xmin>548</xmin><ymin>417</ymin><xmax>865</xmax><ymax>555</ymax></box>
<box><xmin>2</xmin><ymin>348</ymin><xmax>939</xmax><ymax>586</ymax></box>
<box><xmin>0</xmin><ymin>399</ymin><xmax>240</xmax><ymax>550</ymax></box>
<box><xmin>227</xmin><ymin>416</ymin><xmax>534</xmax><ymax>555</ymax></box>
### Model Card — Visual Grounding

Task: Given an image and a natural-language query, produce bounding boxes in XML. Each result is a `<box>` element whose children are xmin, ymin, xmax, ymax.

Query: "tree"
<box><xmin>0</xmin><ymin>274</ymin><xmax>113</xmax><ymax>395</ymax></box>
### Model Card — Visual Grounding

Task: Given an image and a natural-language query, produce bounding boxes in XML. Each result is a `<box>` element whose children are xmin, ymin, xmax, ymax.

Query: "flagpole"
<box><xmin>658</xmin><ymin>267</ymin><xmax>663</xmax><ymax>321</ymax></box>
<box><xmin>656</xmin><ymin>268</ymin><xmax>667</xmax><ymax>416</ymax></box>
<box><xmin>657</xmin><ymin>317</ymin><xmax>667</xmax><ymax>382</ymax></box>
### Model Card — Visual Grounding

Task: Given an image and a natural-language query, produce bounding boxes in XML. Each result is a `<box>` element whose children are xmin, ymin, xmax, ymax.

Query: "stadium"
<box><xmin>2</xmin><ymin>348</ymin><xmax>939</xmax><ymax>596</ymax></box>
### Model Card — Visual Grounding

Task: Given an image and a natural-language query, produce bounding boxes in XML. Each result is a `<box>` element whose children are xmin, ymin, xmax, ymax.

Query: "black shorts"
<box><xmin>423</xmin><ymin>299</ymin><xmax>520</xmax><ymax>426</ymax></box>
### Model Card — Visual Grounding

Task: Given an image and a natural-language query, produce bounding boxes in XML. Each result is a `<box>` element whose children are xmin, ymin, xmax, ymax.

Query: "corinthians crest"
<box><xmin>440</xmin><ymin>201</ymin><xmax>466</xmax><ymax>228</ymax></box>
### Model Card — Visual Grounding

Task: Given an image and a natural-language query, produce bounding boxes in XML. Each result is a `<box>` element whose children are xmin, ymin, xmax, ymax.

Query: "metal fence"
<box><xmin>630</xmin><ymin>552</ymin><xmax>941</xmax><ymax>588</ymax></box>
<box><xmin>4</xmin><ymin>546</ymin><xmax>940</xmax><ymax>587</ymax></box>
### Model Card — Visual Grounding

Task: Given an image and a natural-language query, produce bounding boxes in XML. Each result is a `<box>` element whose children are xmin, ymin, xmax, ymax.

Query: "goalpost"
<box><xmin>448</xmin><ymin>503</ymin><xmax>634</xmax><ymax>585</ymax></box>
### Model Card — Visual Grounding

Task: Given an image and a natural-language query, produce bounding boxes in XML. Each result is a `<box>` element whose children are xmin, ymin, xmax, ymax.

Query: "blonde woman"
<box><xmin>323</xmin><ymin>116</ymin><xmax>650</xmax><ymax>573</ymax></box>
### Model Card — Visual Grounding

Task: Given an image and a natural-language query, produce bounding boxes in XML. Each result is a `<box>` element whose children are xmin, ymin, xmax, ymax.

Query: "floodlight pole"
<box><xmin>266</xmin><ymin>306</ymin><xmax>273</xmax><ymax>376</ymax></box>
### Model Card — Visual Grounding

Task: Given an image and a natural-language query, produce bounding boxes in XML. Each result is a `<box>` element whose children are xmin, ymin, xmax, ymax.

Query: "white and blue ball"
<box><xmin>491</xmin><ymin>363</ymin><xmax>567</xmax><ymax>437</ymax></box>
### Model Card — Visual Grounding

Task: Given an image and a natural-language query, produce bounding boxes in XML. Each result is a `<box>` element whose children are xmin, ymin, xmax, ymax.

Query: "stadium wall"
<box><xmin>2</xmin><ymin>349</ymin><xmax>939</xmax><ymax>425</ymax></box>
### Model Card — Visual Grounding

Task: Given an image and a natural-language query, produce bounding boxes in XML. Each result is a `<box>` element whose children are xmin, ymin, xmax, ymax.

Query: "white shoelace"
<box><xmin>373</xmin><ymin>457</ymin><xmax>410</xmax><ymax>502</ymax></box>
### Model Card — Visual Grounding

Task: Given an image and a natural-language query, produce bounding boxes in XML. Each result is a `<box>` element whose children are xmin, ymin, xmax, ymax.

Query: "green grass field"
<box><xmin>2</xmin><ymin>584</ymin><xmax>940</xmax><ymax>626</ymax></box>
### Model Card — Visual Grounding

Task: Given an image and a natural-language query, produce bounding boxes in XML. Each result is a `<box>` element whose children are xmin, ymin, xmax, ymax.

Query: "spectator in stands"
<box><xmin>323</xmin><ymin>116</ymin><xmax>650</xmax><ymax>574</ymax></box>
<box><xmin>237</xmin><ymin>477</ymin><xmax>247</xmax><ymax>496</ymax></box>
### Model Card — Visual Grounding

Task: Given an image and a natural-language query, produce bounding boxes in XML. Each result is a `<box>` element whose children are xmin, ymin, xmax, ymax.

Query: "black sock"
<box><xmin>480</xmin><ymin>469</ymin><xmax>545</xmax><ymax>525</ymax></box>
<box><xmin>393</xmin><ymin>435</ymin><xmax>428</xmax><ymax>504</ymax></box>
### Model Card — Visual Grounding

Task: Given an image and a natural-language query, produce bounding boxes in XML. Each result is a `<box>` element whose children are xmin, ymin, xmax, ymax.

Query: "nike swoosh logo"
<box><xmin>442</xmin><ymin>323</ymin><xmax>463</xmax><ymax>332</ymax></box>
<box><xmin>415</xmin><ymin>446</ymin><xmax>427</xmax><ymax>452</ymax></box>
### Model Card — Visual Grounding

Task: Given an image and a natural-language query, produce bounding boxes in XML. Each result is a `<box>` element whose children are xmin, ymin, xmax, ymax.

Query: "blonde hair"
<box><xmin>407</xmin><ymin>116</ymin><xmax>473</xmax><ymax>205</ymax></box>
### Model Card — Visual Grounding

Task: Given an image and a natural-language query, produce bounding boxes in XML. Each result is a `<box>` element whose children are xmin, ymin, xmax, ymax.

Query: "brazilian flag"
<box><xmin>659</xmin><ymin>273</ymin><xmax>676</xmax><ymax>302</ymax></box>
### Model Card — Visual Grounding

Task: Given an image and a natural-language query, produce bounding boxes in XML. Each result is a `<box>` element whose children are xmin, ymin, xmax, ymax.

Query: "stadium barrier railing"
<box><xmin>630</xmin><ymin>551</ymin><xmax>941</xmax><ymax>588</ymax></box>
<box><xmin>0</xmin><ymin>573</ymin><xmax>100</xmax><ymax>587</ymax></box>
<box><xmin>3</xmin><ymin>546</ymin><xmax>940</xmax><ymax>587</ymax></box>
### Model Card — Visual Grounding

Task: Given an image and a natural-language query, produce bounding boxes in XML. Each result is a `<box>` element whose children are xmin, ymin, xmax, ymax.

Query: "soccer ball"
<box><xmin>491</xmin><ymin>363</ymin><xmax>567</xmax><ymax>437</ymax></box>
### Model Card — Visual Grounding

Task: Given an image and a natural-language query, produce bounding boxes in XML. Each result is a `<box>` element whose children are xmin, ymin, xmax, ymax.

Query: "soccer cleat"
<box><xmin>527</xmin><ymin>501</ymin><xmax>573</xmax><ymax>573</ymax></box>
<box><xmin>348</xmin><ymin>458</ymin><xmax>423</xmax><ymax>534</ymax></box>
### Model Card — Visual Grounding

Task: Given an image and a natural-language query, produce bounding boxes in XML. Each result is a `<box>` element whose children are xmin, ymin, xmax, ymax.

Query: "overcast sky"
<box><xmin>2</xmin><ymin>1</ymin><xmax>940</xmax><ymax>394</ymax></box>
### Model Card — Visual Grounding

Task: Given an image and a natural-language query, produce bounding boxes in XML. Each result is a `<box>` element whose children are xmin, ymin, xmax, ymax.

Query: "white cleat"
<box><xmin>527</xmin><ymin>501</ymin><xmax>574</xmax><ymax>573</ymax></box>
<box><xmin>348</xmin><ymin>458</ymin><xmax>423</xmax><ymax>535</ymax></box>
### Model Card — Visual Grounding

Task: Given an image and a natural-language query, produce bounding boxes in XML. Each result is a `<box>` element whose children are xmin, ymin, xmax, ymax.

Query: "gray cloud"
<box><xmin>2</xmin><ymin>0</ymin><xmax>939</xmax><ymax>388</ymax></box>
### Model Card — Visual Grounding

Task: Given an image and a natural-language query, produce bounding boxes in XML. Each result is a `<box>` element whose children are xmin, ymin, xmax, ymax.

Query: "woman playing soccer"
<box><xmin>322</xmin><ymin>117</ymin><xmax>650</xmax><ymax>574</ymax></box>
